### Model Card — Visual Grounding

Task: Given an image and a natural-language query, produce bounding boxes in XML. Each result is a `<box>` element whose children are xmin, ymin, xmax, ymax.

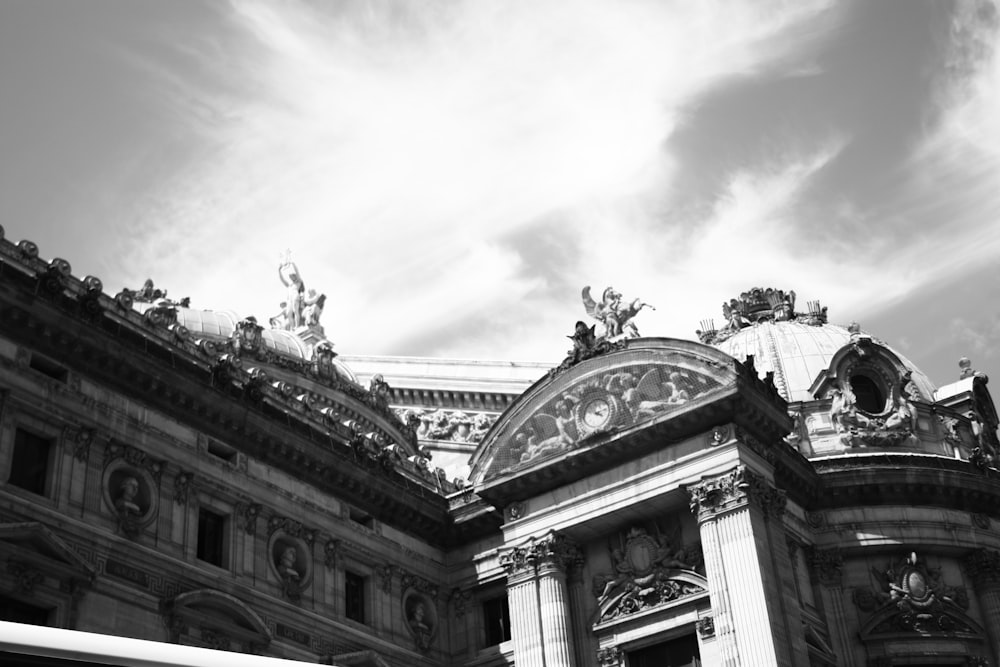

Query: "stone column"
<box><xmin>499</xmin><ymin>531</ymin><xmax>581</xmax><ymax>667</ymax></box>
<box><xmin>566</xmin><ymin>555</ymin><xmax>594</xmax><ymax>667</ymax></box>
<box><xmin>965</xmin><ymin>548</ymin><xmax>1000</xmax><ymax>663</ymax></box>
<box><xmin>687</xmin><ymin>465</ymin><xmax>804</xmax><ymax>667</ymax></box>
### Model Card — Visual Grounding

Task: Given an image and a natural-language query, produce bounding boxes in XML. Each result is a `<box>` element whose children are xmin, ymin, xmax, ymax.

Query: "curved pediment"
<box><xmin>470</xmin><ymin>339</ymin><xmax>740</xmax><ymax>485</ymax></box>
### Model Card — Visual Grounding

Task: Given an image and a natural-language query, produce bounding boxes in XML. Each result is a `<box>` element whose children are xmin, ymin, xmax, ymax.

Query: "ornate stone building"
<box><xmin>0</xmin><ymin>232</ymin><xmax>998</xmax><ymax>667</ymax></box>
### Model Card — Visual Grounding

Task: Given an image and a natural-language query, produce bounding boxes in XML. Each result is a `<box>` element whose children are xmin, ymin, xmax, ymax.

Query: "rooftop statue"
<box><xmin>581</xmin><ymin>286</ymin><xmax>653</xmax><ymax>339</ymax></box>
<box><xmin>273</xmin><ymin>252</ymin><xmax>326</xmax><ymax>331</ymax></box>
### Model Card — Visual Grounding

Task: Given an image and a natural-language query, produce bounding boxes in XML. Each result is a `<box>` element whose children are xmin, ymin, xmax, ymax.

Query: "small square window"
<box><xmin>197</xmin><ymin>508</ymin><xmax>228</xmax><ymax>568</ymax></box>
<box><xmin>345</xmin><ymin>571</ymin><xmax>367</xmax><ymax>623</ymax></box>
<box><xmin>206</xmin><ymin>440</ymin><xmax>237</xmax><ymax>463</ymax></box>
<box><xmin>483</xmin><ymin>594</ymin><xmax>511</xmax><ymax>646</ymax></box>
<box><xmin>348</xmin><ymin>507</ymin><xmax>374</xmax><ymax>529</ymax></box>
<box><xmin>8</xmin><ymin>428</ymin><xmax>52</xmax><ymax>495</ymax></box>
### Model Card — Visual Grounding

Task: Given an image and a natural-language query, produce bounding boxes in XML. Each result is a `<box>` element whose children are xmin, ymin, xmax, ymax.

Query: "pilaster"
<box><xmin>687</xmin><ymin>465</ymin><xmax>804</xmax><ymax>667</ymax></box>
<box><xmin>499</xmin><ymin>531</ymin><xmax>582</xmax><ymax>667</ymax></box>
<box><xmin>965</xmin><ymin>548</ymin><xmax>1000</xmax><ymax>663</ymax></box>
<box><xmin>809</xmin><ymin>548</ymin><xmax>856</xmax><ymax>667</ymax></box>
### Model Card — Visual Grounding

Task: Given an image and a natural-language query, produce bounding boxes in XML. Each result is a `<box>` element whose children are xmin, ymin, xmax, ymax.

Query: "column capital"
<box><xmin>499</xmin><ymin>531</ymin><xmax>582</xmax><ymax>579</ymax></box>
<box><xmin>685</xmin><ymin>465</ymin><xmax>786</xmax><ymax>522</ymax></box>
<box><xmin>965</xmin><ymin>548</ymin><xmax>1000</xmax><ymax>587</ymax></box>
<box><xmin>807</xmin><ymin>547</ymin><xmax>843</xmax><ymax>588</ymax></box>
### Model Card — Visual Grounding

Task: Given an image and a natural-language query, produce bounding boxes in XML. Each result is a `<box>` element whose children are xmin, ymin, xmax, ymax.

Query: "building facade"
<box><xmin>0</xmin><ymin>229</ymin><xmax>998</xmax><ymax>667</ymax></box>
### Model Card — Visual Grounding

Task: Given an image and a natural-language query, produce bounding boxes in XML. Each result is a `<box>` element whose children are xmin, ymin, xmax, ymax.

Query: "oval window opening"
<box><xmin>850</xmin><ymin>375</ymin><xmax>884</xmax><ymax>413</ymax></box>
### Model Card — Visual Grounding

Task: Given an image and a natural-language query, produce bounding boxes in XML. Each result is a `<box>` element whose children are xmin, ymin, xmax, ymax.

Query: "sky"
<box><xmin>1</xmin><ymin>0</ymin><xmax>999</xmax><ymax>389</ymax></box>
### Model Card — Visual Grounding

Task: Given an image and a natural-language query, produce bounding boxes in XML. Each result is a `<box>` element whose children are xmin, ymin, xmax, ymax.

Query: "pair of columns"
<box><xmin>499</xmin><ymin>465</ymin><xmax>806</xmax><ymax>667</ymax></box>
<box><xmin>499</xmin><ymin>532</ymin><xmax>584</xmax><ymax>667</ymax></box>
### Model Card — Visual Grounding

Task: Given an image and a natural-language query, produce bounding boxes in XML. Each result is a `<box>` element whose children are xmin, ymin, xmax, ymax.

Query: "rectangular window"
<box><xmin>8</xmin><ymin>428</ymin><xmax>52</xmax><ymax>495</ymax></box>
<box><xmin>483</xmin><ymin>594</ymin><xmax>511</xmax><ymax>646</ymax></box>
<box><xmin>345</xmin><ymin>571</ymin><xmax>366</xmax><ymax>623</ymax></box>
<box><xmin>196</xmin><ymin>508</ymin><xmax>227</xmax><ymax>568</ymax></box>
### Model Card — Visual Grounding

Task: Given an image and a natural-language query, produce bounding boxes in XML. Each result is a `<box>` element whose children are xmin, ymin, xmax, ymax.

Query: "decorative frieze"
<box><xmin>686</xmin><ymin>466</ymin><xmax>786</xmax><ymax>521</ymax></box>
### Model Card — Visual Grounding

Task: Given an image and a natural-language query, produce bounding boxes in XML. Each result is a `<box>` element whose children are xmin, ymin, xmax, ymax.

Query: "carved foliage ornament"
<box><xmin>597</xmin><ymin>646</ymin><xmax>624</xmax><ymax>667</ymax></box>
<box><xmin>686</xmin><ymin>466</ymin><xmax>786</xmax><ymax>521</ymax></box>
<box><xmin>499</xmin><ymin>532</ymin><xmax>582</xmax><ymax>577</ymax></box>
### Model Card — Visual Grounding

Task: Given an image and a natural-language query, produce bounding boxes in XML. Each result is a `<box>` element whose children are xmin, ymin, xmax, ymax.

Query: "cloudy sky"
<box><xmin>2</xmin><ymin>0</ymin><xmax>999</xmax><ymax>387</ymax></box>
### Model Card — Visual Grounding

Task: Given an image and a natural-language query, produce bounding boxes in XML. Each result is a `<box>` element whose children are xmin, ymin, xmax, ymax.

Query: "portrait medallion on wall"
<box><xmin>102</xmin><ymin>463</ymin><xmax>158</xmax><ymax>538</ymax></box>
<box><xmin>402</xmin><ymin>589</ymin><xmax>436</xmax><ymax>651</ymax></box>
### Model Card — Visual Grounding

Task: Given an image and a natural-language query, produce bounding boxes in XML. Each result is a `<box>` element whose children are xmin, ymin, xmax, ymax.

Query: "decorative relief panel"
<box><xmin>481</xmin><ymin>356</ymin><xmax>725</xmax><ymax>480</ymax></box>
<box><xmin>856</xmin><ymin>552</ymin><xmax>977</xmax><ymax>638</ymax></box>
<box><xmin>591</xmin><ymin>524</ymin><xmax>706</xmax><ymax>622</ymax></box>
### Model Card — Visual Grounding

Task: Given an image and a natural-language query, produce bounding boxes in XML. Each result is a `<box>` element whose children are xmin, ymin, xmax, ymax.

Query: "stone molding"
<box><xmin>499</xmin><ymin>532</ymin><xmax>582</xmax><ymax>580</ymax></box>
<box><xmin>686</xmin><ymin>466</ymin><xmax>786</xmax><ymax>522</ymax></box>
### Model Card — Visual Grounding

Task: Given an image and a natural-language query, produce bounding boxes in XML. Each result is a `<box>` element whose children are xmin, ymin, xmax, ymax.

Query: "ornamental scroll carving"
<box><xmin>591</xmin><ymin>524</ymin><xmax>705</xmax><ymax>622</ymax></box>
<box><xmin>686</xmin><ymin>466</ymin><xmax>786</xmax><ymax>522</ymax></box>
<box><xmin>499</xmin><ymin>532</ymin><xmax>582</xmax><ymax>578</ymax></box>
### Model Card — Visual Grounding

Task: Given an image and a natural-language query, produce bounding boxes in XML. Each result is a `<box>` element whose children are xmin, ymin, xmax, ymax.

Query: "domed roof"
<box><xmin>712</xmin><ymin>320</ymin><xmax>936</xmax><ymax>402</ymax></box>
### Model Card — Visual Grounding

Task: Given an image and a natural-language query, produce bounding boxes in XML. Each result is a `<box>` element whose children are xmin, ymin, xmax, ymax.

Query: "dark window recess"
<box><xmin>627</xmin><ymin>633</ymin><xmax>701</xmax><ymax>667</ymax></box>
<box><xmin>0</xmin><ymin>594</ymin><xmax>51</xmax><ymax>626</ymax></box>
<box><xmin>8</xmin><ymin>428</ymin><xmax>52</xmax><ymax>495</ymax></box>
<box><xmin>850</xmin><ymin>375</ymin><xmax>884</xmax><ymax>413</ymax></box>
<box><xmin>28</xmin><ymin>354</ymin><xmax>68</xmax><ymax>382</ymax></box>
<box><xmin>206</xmin><ymin>440</ymin><xmax>237</xmax><ymax>463</ymax></box>
<box><xmin>345</xmin><ymin>571</ymin><xmax>366</xmax><ymax>623</ymax></box>
<box><xmin>349</xmin><ymin>508</ymin><xmax>374</xmax><ymax>529</ymax></box>
<box><xmin>483</xmin><ymin>594</ymin><xmax>511</xmax><ymax>646</ymax></box>
<box><xmin>196</xmin><ymin>508</ymin><xmax>227</xmax><ymax>567</ymax></box>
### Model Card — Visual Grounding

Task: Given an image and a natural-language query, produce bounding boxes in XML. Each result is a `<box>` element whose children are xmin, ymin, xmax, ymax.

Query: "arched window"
<box><xmin>850</xmin><ymin>375</ymin><xmax>885</xmax><ymax>413</ymax></box>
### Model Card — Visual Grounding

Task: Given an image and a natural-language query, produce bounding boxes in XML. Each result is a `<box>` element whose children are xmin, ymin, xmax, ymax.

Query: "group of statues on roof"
<box><xmin>582</xmin><ymin>286</ymin><xmax>653</xmax><ymax>339</ymax></box>
<box><xmin>271</xmin><ymin>254</ymin><xmax>326</xmax><ymax>331</ymax></box>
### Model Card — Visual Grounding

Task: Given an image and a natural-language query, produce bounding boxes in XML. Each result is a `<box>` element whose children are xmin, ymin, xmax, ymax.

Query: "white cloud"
<box><xmin>98</xmin><ymin>0</ymin><xmax>841</xmax><ymax>359</ymax></box>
